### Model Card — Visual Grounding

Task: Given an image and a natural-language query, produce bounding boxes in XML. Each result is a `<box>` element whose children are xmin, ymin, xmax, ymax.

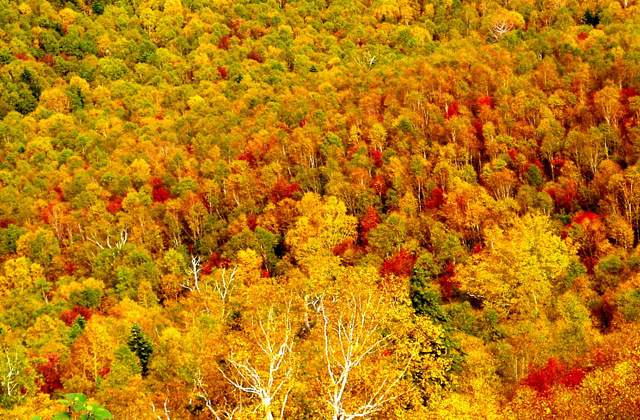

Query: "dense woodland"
<box><xmin>0</xmin><ymin>0</ymin><xmax>640</xmax><ymax>418</ymax></box>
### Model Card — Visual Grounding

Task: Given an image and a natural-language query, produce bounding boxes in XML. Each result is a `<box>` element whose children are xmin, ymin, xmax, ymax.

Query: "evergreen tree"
<box><xmin>126</xmin><ymin>323</ymin><xmax>153</xmax><ymax>376</ymax></box>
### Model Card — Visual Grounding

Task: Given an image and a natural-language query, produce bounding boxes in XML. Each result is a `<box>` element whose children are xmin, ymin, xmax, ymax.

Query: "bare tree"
<box><xmin>213</xmin><ymin>266</ymin><xmax>238</xmax><ymax>320</ymax></box>
<box><xmin>194</xmin><ymin>369</ymin><xmax>242</xmax><ymax>420</ymax></box>
<box><xmin>488</xmin><ymin>10</ymin><xmax>524</xmax><ymax>42</ymax></box>
<box><xmin>183</xmin><ymin>255</ymin><xmax>202</xmax><ymax>292</ymax></box>
<box><xmin>0</xmin><ymin>349</ymin><xmax>23</xmax><ymax>397</ymax></box>
<box><xmin>86</xmin><ymin>228</ymin><xmax>128</xmax><ymax>250</ymax></box>
<box><xmin>222</xmin><ymin>306</ymin><xmax>296</xmax><ymax>420</ymax></box>
<box><xmin>319</xmin><ymin>292</ymin><xmax>411</xmax><ymax>420</ymax></box>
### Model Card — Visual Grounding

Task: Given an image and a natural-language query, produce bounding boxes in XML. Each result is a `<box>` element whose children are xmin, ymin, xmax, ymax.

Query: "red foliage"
<box><xmin>150</xmin><ymin>177</ymin><xmax>171</xmax><ymax>202</ymax></box>
<box><xmin>0</xmin><ymin>218</ymin><xmax>16</xmax><ymax>229</ymax></box>
<box><xmin>372</xmin><ymin>176</ymin><xmax>387</xmax><ymax>196</ymax></box>
<box><xmin>13</xmin><ymin>53</ymin><xmax>29</xmax><ymax>61</ymax></box>
<box><xmin>218</xmin><ymin>35</ymin><xmax>231</xmax><ymax>50</ymax></box>
<box><xmin>155</xmin><ymin>114</ymin><xmax>163</xmax><ymax>120</ymax></box>
<box><xmin>524</xmin><ymin>358</ymin><xmax>564</xmax><ymax>394</ymax></box>
<box><xmin>42</xmin><ymin>204</ymin><xmax>52</xmax><ymax>225</ymax></box>
<box><xmin>299</xmin><ymin>118</ymin><xmax>307</xmax><ymax>128</ymax></box>
<box><xmin>622</xmin><ymin>87</ymin><xmax>639</xmax><ymax>98</ymax></box>
<box><xmin>547</xmin><ymin>187</ymin><xmax>577</xmax><ymax>213</ymax></box>
<box><xmin>523</xmin><ymin>358</ymin><xmax>586</xmax><ymax>395</ymax></box>
<box><xmin>572</xmin><ymin>211</ymin><xmax>601</xmax><ymax>226</ymax></box>
<box><xmin>531</xmin><ymin>158</ymin><xmax>544</xmax><ymax>171</ymax></box>
<box><xmin>444</xmin><ymin>101</ymin><xmax>459</xmax><ymax>119</ymax></box>
<box><xmin>185</xmin><ymin>145</ymin><xmax>192</xmax><ymax>153</ymax></box>
<box><xmin>473</xmin><ymin>121</ymin><xmax>485</xmax><ymax>142</ymax></box>
<box><xmin>440</xmin><ymin>263</ymin><xmax>458</xmax><ymax>299</ymax></box>
<box><xmin>247</xmin><ymin>50</ymin><xmax>264</xmax><ymax>63</ymax></box>
<box><xmin>507</xmin><ymin>148</ymin><xmax>518</xmax><ymax>160</ymax></box>
<box><xmin>246</xmin><ymin>214</ymin><xmax>258</xmax><ymax>232</ymax></box>
<box><xmin>380</xmin><ymin>249</ymin><xmax>416</xmax><ymax>278</ymax></box>
<box><xmin>333</xmin><ymin>29</ymin><xmax>345</xmax><ymax>38</ymax></box>
<box><xmin>561</xmin><ymin>368</ymin><xmax>586</xmax><ymax>387</ymax></box>
<box><xmin>99</xmin><ymin>366</ymin><xmax>111</xmax><ymax>379</ymax></box>
<box><xmin>152</xmin><ymin>186</ymin><xmax>170</xmax><ymax>203</ymax></box>
<box><xmin>333</xmin><ymin>238</ymin><xmax>354</xmax><ymax>256</ymax></box>
<box><xmin>360</xmin><ymin>206</ymin><xmax>380</xmax><ymax>234</ymax></box>
<box><xmin>261</xmin><ymin>270</ymin><xmax>271</xmax><ymax>278</ymax></box>
<box><xmin>478</xmin><ymin>95</ymin><xmax>493</xmax><ymax>108</ymax></box>
<box><xmin>149</xmin><ymin>177</ymin><xmax>164</xmax><ymax>189</ymax></box>
<box><xmin>237</xmin><ymin>149</ymin><xmax>257</xmax><ymax>167</ymax></box>
<box><xmin>270</xmin><ymin>178</ymin><xmax>301</xmax><ymax>202</ymax></box>
<box><xmin>578</xmin><ymin>32</ymin><xmax>588</xmax><ymax>40</ymax></box>
<box><xmin>201</xmin><ymin>252</ymin><xmax>231</xmax><ymax>275</ymax></box>
<box><xmin>38</xmin><ymin>54</ymin><xmax>55</xmax><ymax>67</ymax></box>
<box><xmin>550</xmin><ymin>157</ymin><xmax>565</xmax><ymax>168</ymax></box>
<box><xmin>422</xmin><ymin>186</ymin><xmax>445</xmax><ymax>210</ymax></box>
<box><xmin>67</xmin><ymin>262</ymin><xmax>75</xmax><ymax>275</ymax></box>
<box><xmin>60</xmin><ymin>306</ymin><xmax>94</xmax><ymax>326</ymax></box>
<box><xmin>472</xmin><ymin>243</ymin><xmax>483</xmax><ymax>254</ymax></box>
<box><xmin>35</xmin><ymin>354</ymin><xmax>63</xmax><ymax>395</ymax></box>
<box><xmin>370</xmin><ymin>148</ymin><xmax>383</xmax><ymax>167</ymax></box>
<box><xmin>53</xmin><ymin>186</ymin><xmax>65</xmax><ymax>201</ymax></box>
<box><xmin>106</xmin><ymin>197</ymin><xmax>123</xmax><ymax>214</ymax></box>
<box><xmin>218</xmin><ymin>66</ymin><xmax>228</xmax><ymax>79</ymax></box>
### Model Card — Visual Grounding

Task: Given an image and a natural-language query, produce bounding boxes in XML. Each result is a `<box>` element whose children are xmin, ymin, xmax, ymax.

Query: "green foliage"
<box><xmin>68</xmin><ymin>315</ymin><xmax>86</xmax><ymax>343</ymax></box>
<box><xmin>0</xmin><ymin>225</ymin><xmax>28</xmax><ymax>255</ymax></box>
<box><xmin>618</xmin><ymin>289</ymin><xmax>640</xmax><ymax>322</ymax></box>
<box><xmin>40</xmin><ymin>393</ymin><xmax>113</xmax><ymax>420</ymax></box>
<box><xmin>126</xmin><ymin>323</ymin><xmax>153</xmax><ymax>376</ymax></box>
<box><xmin>69</xmin><ymin>288</ymin><xmax>103</xmax><ymax>309</ymax></box>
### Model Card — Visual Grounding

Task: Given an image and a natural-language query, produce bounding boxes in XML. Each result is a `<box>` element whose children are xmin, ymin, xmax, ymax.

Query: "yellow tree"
<box><xmin>285</xmin><ymin>193</ymin><xmax>357</xmax><ymax>271</ymax></box>
<box><xmin>314</xmin><ymin>266</ymin><xmax>448</xmax><ymax>420</ymax></box>
<box><xmin>457</xmin><ymin>214</ymin><xmax>573</xmax><ymax>319</ymax></box>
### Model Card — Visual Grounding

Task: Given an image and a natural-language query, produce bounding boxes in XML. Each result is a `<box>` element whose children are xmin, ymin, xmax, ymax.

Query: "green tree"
<box><xmin>126</xmin><ymin>324</ymin><xmax>154</xmax><ymax>377</ymax></box>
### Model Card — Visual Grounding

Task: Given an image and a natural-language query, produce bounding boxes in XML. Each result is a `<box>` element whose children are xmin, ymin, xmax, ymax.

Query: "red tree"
<box><xmin>35</xmin><ymin>353</ymin><xmax>63</xmax><ymax>394</ymax></box>
<box><xmin>380</xmin><ymin>249</ymin><xmax>416</xmax><ymax>278</ymax></box>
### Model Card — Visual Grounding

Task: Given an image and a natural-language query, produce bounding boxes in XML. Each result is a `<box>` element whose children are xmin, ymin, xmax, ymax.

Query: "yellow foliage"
<box><xmin>40</xmin><ymin>88</ymin><xmax>73</xmax><ymax>114</ymax></box>
<box><xmin>285</xmin><ymin>193</ymin><xmax>357</xmax><ymax>266</ymax></box>
<box><xmin>457</xmin><ymin>214</ymin><xmax>572</xmax><ymax>319</ymax></box>
<box><xmin>0</xmin><ymin>257</ymin><xmax>44</xmax><ymax>295</ymax></box>
<box><xmin>59</xmin><ymin>8</ymin><xmax>78</xmax><ymax>25</ymax></box>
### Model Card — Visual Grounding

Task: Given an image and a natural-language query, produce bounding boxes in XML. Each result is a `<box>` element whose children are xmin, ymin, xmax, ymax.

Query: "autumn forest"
<box><xmin>0</xmin><ymin>0</ymin><xmax>639</xmax><ymax>418</ymax></box>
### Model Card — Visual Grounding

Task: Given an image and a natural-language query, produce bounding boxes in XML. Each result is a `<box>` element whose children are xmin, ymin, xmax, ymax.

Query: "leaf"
<box><xmin>30</xmin><ymin>417</ymin><xmax>43</xmax><ymax>420</ymax></box>
<box><xmin>52</xmin><ymin>413</ymin><xmax>71</xmax><ymax>420</ymax></box>
<box><xmin>93</xmin><ymin>407</ymin><xmax>114</xmax><ymax>419</ymax></box>
<box><xmin>65</xmin><ymin>393</ymin><xmax>88</xmax><ymax>404</ymax></box>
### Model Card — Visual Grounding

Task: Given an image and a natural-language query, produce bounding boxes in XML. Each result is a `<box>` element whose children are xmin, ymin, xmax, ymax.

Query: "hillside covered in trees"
<box><xmin>1</xmin><ymin>0</ymin><xmax>640</xmax><ymax>418</ymax></box>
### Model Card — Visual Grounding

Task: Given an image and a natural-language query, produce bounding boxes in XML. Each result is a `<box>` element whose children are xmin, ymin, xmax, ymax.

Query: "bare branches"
<box><xmin>194</xmin><ymin>369</ymin><xmax>241</xmax><ymax>420</ymax></box>
<box><xmin>86</xmin><ymin>228</ymin><xmax>128</xmax><ymax>250</ymax></box>
<box><xmin>214</xmin><ymin>266</ymin><xmax>237</xmax><ymax>320</ymax></box>
<box><xmin>222</xmin><ymin>306</ymin><xmax>295</xmax><ymax>420</ymax></box>
<box><xmin>183</xmin><ymin>255</ymin><xmax>202</xmax><ymax>292</ymax></box>
<box><xmin>0</xmin><ymin>349</ymin><xmax>21</xmax><ymax>397</ymax></box>
<box><xmin>353</xmin><ymin>49</ymin><xmax>377</xmax><ymax>72</ymax></box>
<box><xmin>319</xmin><ymin>292</ymin><xmax>410</xmax><ymax>420</ymax></box>
<box><xmin>151</xmin><ymin>398</ymin><xmax>172</xmax><ymax>420</ymax></box>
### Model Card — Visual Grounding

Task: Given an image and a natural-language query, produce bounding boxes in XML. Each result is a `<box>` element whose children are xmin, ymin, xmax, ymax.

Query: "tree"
<box><xmin>457</xmin><ymin>214</ymin><xmax>573</xmax><ymax>319</ymax></box>
<box><xmin>487</xmin><ymin>9</ymin><xmax>524</xmax><ymax>41</ymax></box>
<box><xmin>221</xmin><ymin>304</ymin><xmax>296</xmax><ymax>420</ymax></box>
<box><xmin>127</xmin><ymin>324</ymin><xmax>154</xmax><ymax>377</ymax></box>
